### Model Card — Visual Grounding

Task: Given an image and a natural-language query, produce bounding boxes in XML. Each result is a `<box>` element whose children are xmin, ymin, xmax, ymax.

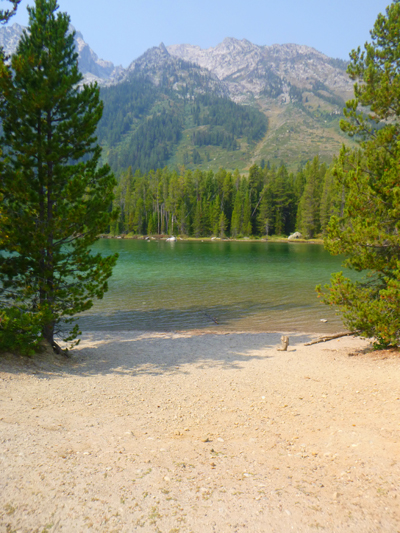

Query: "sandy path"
<box><xmin>0</xmin><ymin>331</ymin><xmax>399</xmax><ymax>532</ymax></box>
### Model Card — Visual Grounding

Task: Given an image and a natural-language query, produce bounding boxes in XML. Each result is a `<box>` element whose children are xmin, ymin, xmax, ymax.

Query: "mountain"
<box><xmin>166</xmin><ymin>39</ymin><xmax>356</xmax><ymax>171</ymax></box>
<box><xmin>99</xmin><ymin>39</ymin><xmax>355</xmax><ymax>174</ymax></box>
<box><xmin>72</xmin><ymin>27</ymin><xmax>123</xmax><ymax>84</ymax></box>
<box><xmin>0</xmin><ymin>23</ymin><xmax>122</xmax><ymax>85</ymax></box>
<box><xmin>0</xmin><ymin>25</ymin><xmax>356</xmax><ymax>173</ymax></box>
<box><xmin>119</xmin><ymin>41</ymin><xmax>228</xmax><ymax>98</ymax></box>
<box><xmin>0</xmin><ymin>22</ymin><xmax>24</xmax><ymax>53</ymax></box>
<box><xmin>167</xmin><ymin>38</ymin><xmax>352</xmax><ymax>103</ymax></box>
<box><xmin>98</xmin><ymin>43</ymin><xmax>268</xmax><ymax>173</ymax></box>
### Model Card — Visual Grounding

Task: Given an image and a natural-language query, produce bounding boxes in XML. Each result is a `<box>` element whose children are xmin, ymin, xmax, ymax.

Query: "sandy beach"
<box><xmin>0</xmin><ymin>330</ymin><xmax>399</xmax><ymax>532</ymax></box>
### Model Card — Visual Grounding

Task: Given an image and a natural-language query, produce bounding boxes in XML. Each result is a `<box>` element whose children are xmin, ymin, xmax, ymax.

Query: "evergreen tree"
<box><xmin>193</xmin><ymin>201</ymin><xmax>203</xmax><ymax>237</ymax></box>
<box><xmin>242</xmin><ymin>191</ymin><xmax>252</xmax><ymax>236</ymax></box>
<box><xmin>230</xmin><ymin>189</ymin><xmax>242</xmax><ymax>237</ymax></box>
<box><xmin>222</xmin><ymin>171</ymin><xmax>233</xmax><ymax>231</ymax></box>
<box><xmin>319</xmin><ymin>162</ymin><xmax>344</xmax><ymax>233</ymax></box>
<box><xmin>147</xmin><ymin>212</ymin><xmax>157</xmax><ymax>235</ymax></box>
<box><xmin>318</xmin><ymin>1</ymin><xmax>400</xmax><ymax>347</ymax></box>
<box><xmin>210</xmin><ymin>195</ymin><xmax>221</xmax><ymax>235</ymax></box>
<box><xmin>296</xmin><ymin>157</ymin><xmax>326</xmax><ymax>237</ymax></box>
<box><xmin>0</xmin><ymin>0</ymin><xmax>117</xmax><ymax>352</ymax></box>
<box><xmin>218</xmin><ymin>212</ymin><xmax>228</xmax><ymax>238</ymax></box>
<box><xmin>257</xmin><ymin>185</ymin><xmax>272</xmax><ymax>236</ymax></box>
<box><xmin>271</xmin><ymin>165</ymin><xmax>294</xmax><ymax>236</ymax></box>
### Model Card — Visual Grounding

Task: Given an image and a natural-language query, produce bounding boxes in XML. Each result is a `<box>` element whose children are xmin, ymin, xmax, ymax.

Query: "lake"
<box><xmin>77</xmin><ymin>239</ymin><xmax>349</xmax><ymax>334</ymax></box>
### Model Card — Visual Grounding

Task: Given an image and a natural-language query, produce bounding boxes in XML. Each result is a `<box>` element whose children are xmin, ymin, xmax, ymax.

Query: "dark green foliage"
<box><xmin>192</xmin><ymin>94</ymin><xmax>267</xmax><ymax>142</ymax></box>
<box><xmin>97</xmin><ymin>78</ymin><xmax>159</xmax><ymax>146</ymax></box>
<box><xmin>191</xmin><ymin>128</ymin><xmax>238</xmax><ymax>151</ymax></box>
<box><xmin>256</xmin><ymin>165</ymin><xmax>295</xmax><ymax>236</ymax></box>
<box><xmin>0</xmin><ymin>0</ymin><xmax>118</xmax><ymax>351</ymax></box>
<box><xmin>296</xmin><ymin>157</ymin><xmax>327</xmax><ymax>238</ymax></box>
<box><xmin>110</xmin><ymin>108</ymin><xmax>183</xmax><ymax>173</ymax></box>
<box><xmin>319</xmin><ymin>162</ymin><xmax>344</xmax><ymax>233</ymax></box>
<box><xmin>318</xmin><ymin>1</ymin><xmax>400</xmax><ymax>347</ymax></box>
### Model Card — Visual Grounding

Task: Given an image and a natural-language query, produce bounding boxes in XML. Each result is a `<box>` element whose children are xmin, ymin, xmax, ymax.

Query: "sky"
<box><xmin>5</xmin><ymin>0</ymin><xmax>391</xmax><ymax>68</ymax></box>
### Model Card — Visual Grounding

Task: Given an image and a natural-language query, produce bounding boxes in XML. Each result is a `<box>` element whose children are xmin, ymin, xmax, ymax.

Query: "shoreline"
<box><xmin>99</xmin><ymin>234</ymin><xmax>324</xmax><ymax>245</ymax></box>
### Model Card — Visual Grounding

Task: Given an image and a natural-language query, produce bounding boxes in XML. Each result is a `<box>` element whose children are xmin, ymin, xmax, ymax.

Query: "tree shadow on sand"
<box><xmin>0</xmin><ymin>330</ymin><xmax>315</xmax><ymax>379</ymax></box>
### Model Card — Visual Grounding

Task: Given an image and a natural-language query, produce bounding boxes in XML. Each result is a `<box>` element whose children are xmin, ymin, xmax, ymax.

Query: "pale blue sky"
<box><xmin>5</xmin><ymin>0</ymin><xmax>390</xmax><ymax>67</ymax></box>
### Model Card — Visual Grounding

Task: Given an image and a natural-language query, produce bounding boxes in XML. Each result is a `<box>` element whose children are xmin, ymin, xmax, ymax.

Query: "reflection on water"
<box><xmin>78</xmin><ymin>239</ymin><xmax>347</xmax><ymax>333</ymax></box>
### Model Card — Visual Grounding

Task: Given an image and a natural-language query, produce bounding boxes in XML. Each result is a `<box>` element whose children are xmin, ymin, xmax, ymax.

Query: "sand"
<box><xmin>0</xmin><ymin>330</ymin><xmax>399</xmax><ymax>532</ymax></box>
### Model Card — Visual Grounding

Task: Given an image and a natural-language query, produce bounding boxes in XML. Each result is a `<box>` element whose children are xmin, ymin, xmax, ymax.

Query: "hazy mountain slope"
<box><xmin>0</xmin><ymin>23</ymin><xmax>122</xmax><ymax>85</ymax></box>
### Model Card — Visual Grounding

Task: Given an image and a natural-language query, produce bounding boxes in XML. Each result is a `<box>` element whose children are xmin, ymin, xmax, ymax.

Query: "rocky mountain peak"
<box><xmin>126</xmin><ymin>43</ymin><xmax>171</xmax><ymax>77</ymax></box>
<box><xmin>124</xmin><ymin>42</ymin><xmax>227</xmax><ymax>97</ymax></box>
<box><xmin>71</xmin><ymin>25</ymin><xmax>118</xmax><ymax>81</ymax></box>
<box><xmin>168</xmin><ymin>38</ymin><xmax>353</xmax><ymax>103</ymax></box>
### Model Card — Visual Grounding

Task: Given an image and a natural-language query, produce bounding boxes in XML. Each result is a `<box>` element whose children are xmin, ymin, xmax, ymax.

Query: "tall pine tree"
<box><xmin>318</xmin><ymin>1</ymin><xmax>400</xmax><ymax>347</ymax></box>
<box><xmin>0</xmin><ymin>0</ymin><xmax>118</xmax><ymax>352</ymax></box>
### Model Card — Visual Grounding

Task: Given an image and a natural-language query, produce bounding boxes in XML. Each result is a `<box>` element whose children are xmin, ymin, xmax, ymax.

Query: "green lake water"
<box><xmin>78</xmin><ymin>239</ymin><xmax>348</xmax><ymax>333</ymax></box>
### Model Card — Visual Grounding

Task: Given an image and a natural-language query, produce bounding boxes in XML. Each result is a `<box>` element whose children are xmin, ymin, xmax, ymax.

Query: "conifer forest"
<box><xmin>111</xmin><ymin>156</ymin><xmax>341</xmax><ymax>239</ymax></box>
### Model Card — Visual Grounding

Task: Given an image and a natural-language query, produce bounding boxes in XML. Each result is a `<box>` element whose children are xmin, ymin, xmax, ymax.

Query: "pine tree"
<box><xmin>257</xmin><ymin>185</ymin><xmax>273</xmax><ymax>236</ymax></box>
<box><xmin>296</xmin><ymin>157</ymin><xmax>325</xmax><ymax>238</ymax></box>
<box><xmin>193</xmin><ymin>201</ymin><xmax>202</xmax><ymax>237</ymax></box>
<box><xmin>0</xmin><ymin>0</ymin><xmax>118</xmax><ymax>352</ymax></box>
<box><xmin>318</xmin><ymin>1</ymin><xmax>400</xmax><ymax>347</ymax></box>
<box><xmin>218</xmin><ymin>212</ymin><xmax>227</xmax><ymax>238</ymax></box>
<box><xmin>230</xmin><ymin>190</ymin><xmax>242</xmax><ymax>237</ymax></box>
<box><xmin>319</xmin><ymin>162</ymin><xmax>344</xmax><ymax>234</ymax></box>
<box><xmin>210</xmin><ymin>195</ymin><xmax>221</xmax><ymax>236</ymax></box>
<box><xmin>242</xmin><ymin>192</ymin><xmax>252</xmax><ymax>236</ymax></box>
<box><xmin>271</xmin><ymin>165</ymin><xmax>294</xmax><ymax>236</ymax></box>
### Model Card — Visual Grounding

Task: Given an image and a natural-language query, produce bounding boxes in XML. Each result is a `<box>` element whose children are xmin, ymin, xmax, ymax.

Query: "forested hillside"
<box><xmin>98</xmin><ymin>74</ymin><xmax>268</xmax><ymax>174</ymax></box>
<box><xmin>111</xmin><ymin>157</ymin><xmax>343</xmax><ymax>239</ymax></box>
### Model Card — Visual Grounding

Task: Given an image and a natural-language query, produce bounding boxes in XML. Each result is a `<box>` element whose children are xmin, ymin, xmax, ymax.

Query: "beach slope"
<box><xmin>1</xmin><ymin>331</ymin><xmax>399</xmax><ymax>532</ymax></box>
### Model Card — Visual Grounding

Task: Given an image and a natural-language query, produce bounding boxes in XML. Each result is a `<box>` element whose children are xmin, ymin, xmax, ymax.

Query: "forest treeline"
<box><xmin>111</xmin><ymin>156</ymin><xmax>344</xmax><ymax>238</ymax></box>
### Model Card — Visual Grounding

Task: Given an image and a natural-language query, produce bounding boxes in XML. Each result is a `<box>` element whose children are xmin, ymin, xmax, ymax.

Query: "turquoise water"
<box><xmin>78</xmin><ymin>239</ymin><xmax>348</xmax><ymax>333</ymax></box>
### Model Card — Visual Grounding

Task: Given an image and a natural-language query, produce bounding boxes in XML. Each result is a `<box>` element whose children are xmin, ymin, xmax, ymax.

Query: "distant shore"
<box><xmin>99</xmin><ymin>234</ymin><xmax>324</xmax><ymax>245</ymax></box>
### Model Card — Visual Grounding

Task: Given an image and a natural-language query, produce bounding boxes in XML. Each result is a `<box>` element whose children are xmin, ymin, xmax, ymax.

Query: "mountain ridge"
<box><xmin>0</xmin><ymin>24</ymin><xmax>356</xmax><ymax>172</ymax></box>
<box><xmin>167</xmin><ymin>38</ymin><xmax>352</xmax><ymax>104</ymax></box>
